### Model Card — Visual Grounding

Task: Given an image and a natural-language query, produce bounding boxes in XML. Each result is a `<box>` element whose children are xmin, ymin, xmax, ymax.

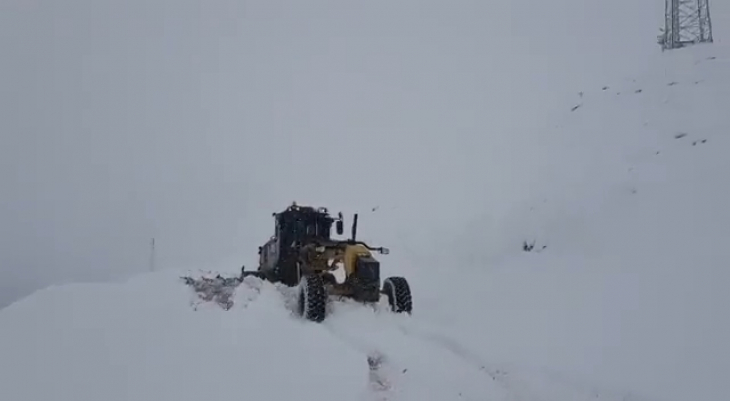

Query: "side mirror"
<box><xmin>336</xmin><ymin>220</ymin><xmax>344</xmax><ymax>235</ymax></box>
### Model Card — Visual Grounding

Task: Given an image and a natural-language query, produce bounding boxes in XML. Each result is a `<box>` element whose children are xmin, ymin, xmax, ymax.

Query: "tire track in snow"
<box><xmin>391</xmin><ymin>320</ymin><xmax>520</xmax><ymax>398</ymax></box>
<box><xmin>392</xmin><ymin>319</ymin><xmax>658</xmax><ymax>401</ymax></box>
<box><xmin>238</xmin><ymin>282</ymin><xmax>647</xmax><ymax>401</ymax></box>
<box><xmin>319</xmin><ymin>314</ymin><xmax>399</xmax><ymax>401</ymax></box>
<box><xmin>320</xmin><ymin>301</ymin><xmax>511</xmax><ymax>401</ymax></box>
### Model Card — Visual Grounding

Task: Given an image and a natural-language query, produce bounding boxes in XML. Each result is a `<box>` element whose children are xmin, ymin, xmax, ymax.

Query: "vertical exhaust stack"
<box><xmin>351</xmin><ymin>213</ymin><xmax>358</xmax><ymax>241</ymax></box>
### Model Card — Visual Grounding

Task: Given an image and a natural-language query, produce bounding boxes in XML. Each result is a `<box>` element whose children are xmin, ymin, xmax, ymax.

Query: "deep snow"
<box><xmin>2</xmin><ymin>42</ymin><xmax>729</xmax><ymax>401</ymax></box>
<box><xmin>0</xmin><ymin>269</ymin><xmax>660</xmax><ymax>401</ymax></box>
<box><xmin>2</xmin><ymin>4</ymin><xmax>730</xmax><ymax>401</ymax></box>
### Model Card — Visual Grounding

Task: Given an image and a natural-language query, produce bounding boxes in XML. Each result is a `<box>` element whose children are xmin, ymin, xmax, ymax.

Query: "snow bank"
<box><xmin>0</xmin><ymin>270</ymin><xmax>366</xmax><ymax>401</ymax></box>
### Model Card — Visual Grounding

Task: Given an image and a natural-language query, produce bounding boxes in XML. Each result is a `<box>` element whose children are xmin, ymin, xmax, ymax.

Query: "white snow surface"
<box><xmin>2</xmin><ymin>22</ymin><xmax>730</xmax><ymax>401</ymax></box>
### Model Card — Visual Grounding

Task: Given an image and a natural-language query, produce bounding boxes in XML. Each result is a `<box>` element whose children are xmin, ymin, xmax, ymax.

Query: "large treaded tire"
<box><xmin>298</xmin><ymin>275</ymin><xmax>327</xmax><ymax>322</ymax></box>
<box><xmin>382</xmin><ymin>276</ymin><xmax>412</xmax><ymax>314</ymax></box>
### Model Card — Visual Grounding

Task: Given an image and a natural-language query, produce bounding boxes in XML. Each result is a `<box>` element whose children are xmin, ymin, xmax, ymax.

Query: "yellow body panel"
<box><xmin>343</xmin><ymin>244</ymin><xmax>372</xmax><ymax>276</ymax></box>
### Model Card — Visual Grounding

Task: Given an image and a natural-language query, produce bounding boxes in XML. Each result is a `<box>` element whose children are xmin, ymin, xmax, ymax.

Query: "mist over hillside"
<box><xmin>1</xmin><ymin>0</ymin><xmax>677</xmax><ymax>305</ymax></box>
<box><xmin>1</xmin><ymin>1</ymin><xmax>728</xmax><ymax>401</ymax></box>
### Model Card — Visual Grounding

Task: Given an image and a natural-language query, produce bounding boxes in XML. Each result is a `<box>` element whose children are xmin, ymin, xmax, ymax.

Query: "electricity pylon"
<box><xmin>659</xmin><ymin>0</ymin><xmax>713</xmax><ymax>50</ymax></box>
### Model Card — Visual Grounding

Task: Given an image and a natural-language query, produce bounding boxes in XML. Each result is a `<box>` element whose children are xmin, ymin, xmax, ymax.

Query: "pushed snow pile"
<box><xmin>181</xmin><ymin>273</ymin><xmax>245</xmax><ymax>310</ymax></box>
<box><xmin>0</xmin><ymin>270</ymin><xmax>366</xmax><ymax>401</ymax></box>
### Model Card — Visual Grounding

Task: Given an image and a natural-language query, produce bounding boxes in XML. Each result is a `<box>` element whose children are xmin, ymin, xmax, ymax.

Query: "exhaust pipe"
<box><xmin>351</xmin><ymin>213</ymin><xmax>358</xmax><ymax>241</ymax></box>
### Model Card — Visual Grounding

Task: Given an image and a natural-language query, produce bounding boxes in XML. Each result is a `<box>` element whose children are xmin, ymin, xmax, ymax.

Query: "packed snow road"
<box><xmin>321</xmin><ymin>295</ymin><xmax>647</xmax><ymax>401</ymax></box>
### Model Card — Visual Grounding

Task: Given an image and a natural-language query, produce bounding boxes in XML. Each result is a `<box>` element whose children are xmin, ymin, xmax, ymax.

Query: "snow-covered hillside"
<box><xmin>1</xmin><ymin>37</ymin><xmax>728</xmax><ymax>401</ymax></box>
<box><xmin>414</xmin><ymin>44</ymin><xmax>730</xmax><ymax>401</ymax></box>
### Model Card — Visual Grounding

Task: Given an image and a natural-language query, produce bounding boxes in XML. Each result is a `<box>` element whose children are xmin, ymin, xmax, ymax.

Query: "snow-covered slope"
<box><xmin>1</xmin><ymin>41</ymin><xmax>728</xmax><ymax>401</ymax></box>
<box><xmin>426</xmin><ymin>45</ymin><xmax>730</xmax><ymax>401</ymax></box>
<box><xmin>417</xmin><ymin>44</ymin><xmax>730</xmax><ymax>401</ymax></box>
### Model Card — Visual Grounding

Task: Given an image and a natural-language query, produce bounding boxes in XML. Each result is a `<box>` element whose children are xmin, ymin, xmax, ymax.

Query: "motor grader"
<box><xmin>242</xmin><ymin>202</ymin><xmax>412</xmax><ymax>322</ymax></box>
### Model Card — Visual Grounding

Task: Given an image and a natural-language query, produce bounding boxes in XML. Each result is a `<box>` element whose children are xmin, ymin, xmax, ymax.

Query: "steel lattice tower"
<box><xmin>660</xmin><ymin>0</ymin><xmax>713</xmax><ymax>50</ymax></box>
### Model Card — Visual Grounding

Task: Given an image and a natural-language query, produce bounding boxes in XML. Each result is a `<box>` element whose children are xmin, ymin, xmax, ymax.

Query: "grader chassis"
<box><xmin>243</xmin><ymin>202</ymin><xmax>412</xmax><ymax>322</ymax></box>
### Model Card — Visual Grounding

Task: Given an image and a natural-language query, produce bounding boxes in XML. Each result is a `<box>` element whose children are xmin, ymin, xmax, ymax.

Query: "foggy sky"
<box><xmin>0</xmin><ymin>0</ymin><xmax>696</xmax><ymax>307</ymax></box>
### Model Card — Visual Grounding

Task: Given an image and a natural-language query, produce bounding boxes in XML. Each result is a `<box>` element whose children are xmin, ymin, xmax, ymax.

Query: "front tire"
<box><xmin>298</xmin><ymin>275</ymin><xmax>327</xmax><ymax>322</ymax></box>
<box><xmin>382</xmin><ymin>276</ymin><xmax>412</xmax><ymax>314</ymax></box>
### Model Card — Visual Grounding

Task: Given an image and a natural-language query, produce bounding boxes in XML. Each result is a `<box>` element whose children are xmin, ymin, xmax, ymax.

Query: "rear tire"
<box><xmin>298</xmin><ymin>274</ymin><xmax>327</xmax><ymax>322</ymax></box>
<box><xmin>382</xmin><ymin>276</ymin><xmax>412</xmax><ymax>314</ymax></box>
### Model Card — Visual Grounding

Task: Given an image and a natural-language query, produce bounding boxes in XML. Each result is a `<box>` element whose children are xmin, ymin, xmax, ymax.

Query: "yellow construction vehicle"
<box><xmin>243</xmin><ymin>202</ymin><xmax>412</xmax><ymax>322</ymax></box>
